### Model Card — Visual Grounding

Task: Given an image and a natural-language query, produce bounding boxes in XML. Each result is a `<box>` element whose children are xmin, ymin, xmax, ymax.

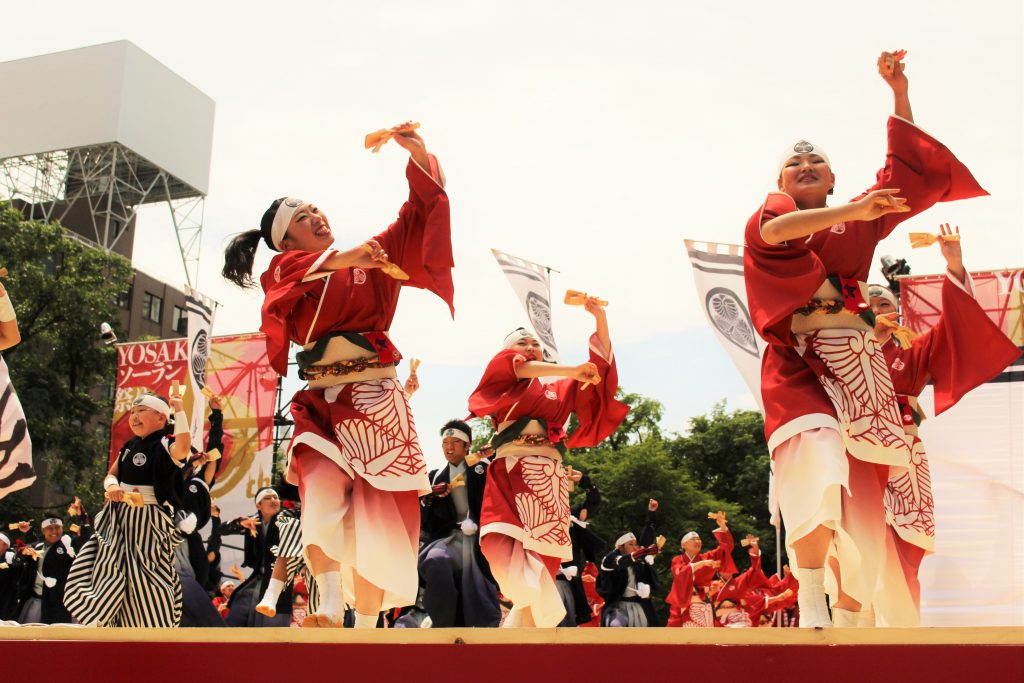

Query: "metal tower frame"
<box><xmin>0</xmin><ymin>142</ymin><xmax>205</xmax><ymax>286</ymax></box>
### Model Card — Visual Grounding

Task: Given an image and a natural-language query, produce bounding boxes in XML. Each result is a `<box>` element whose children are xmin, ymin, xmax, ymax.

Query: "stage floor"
<box><xmin>2</xmin><ymin>626</ymin><xmax>1021</xmax><ymax>682</ymax></box>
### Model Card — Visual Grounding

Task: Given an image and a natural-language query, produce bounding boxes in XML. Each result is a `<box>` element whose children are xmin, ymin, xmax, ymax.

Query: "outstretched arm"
<box><xmin>877</xmin><ymin>50</ymin><xmax>913</xmax><ymax>123</ymax></box>
<box><xmin>761</xmin><ymin>189</ymin><xmax>910</xmax><ymax>244</ymax></box>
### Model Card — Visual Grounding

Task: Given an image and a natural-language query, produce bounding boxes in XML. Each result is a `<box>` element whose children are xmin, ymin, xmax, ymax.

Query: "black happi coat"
<box><xmin>220</xmin><ymin>510</ymin><xmax>296</xmax><ymax>615</ymax></box>
<box><xmin>597</xmin><ymin>509</ymin><xmax>660</xmax><ymax>626</ymax></box>
<box><xmin>16</xmin><ymin>528</ymin><xmax>92</xmax><ymax>624</ymax></box>
<box><xmin>420</xmin><ymin>459</ymin><xmax>492</xmax><ymax>581</ymax></box>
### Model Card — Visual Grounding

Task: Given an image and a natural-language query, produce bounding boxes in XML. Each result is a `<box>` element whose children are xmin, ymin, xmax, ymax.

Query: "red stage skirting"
<box><xmin>1</xmin><ymin>626</ymin><xmax>1020</xmax><ymax>683</ymax></box>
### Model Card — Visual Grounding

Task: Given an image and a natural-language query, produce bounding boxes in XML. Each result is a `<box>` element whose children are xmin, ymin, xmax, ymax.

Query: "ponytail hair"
<box><xmin>221</xmin><ymin>198</ymin><xmax>287</xmax><ymax>289</ymax></box>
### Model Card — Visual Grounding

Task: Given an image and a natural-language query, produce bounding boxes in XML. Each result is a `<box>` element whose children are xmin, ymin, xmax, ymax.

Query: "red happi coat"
<box><xmin>258</xmin><ymin>157</ymin><xmax>453</xmax><ymax>490</ymax></box>
<box><xmin>883</xmin><ymin>272</ymin><xmax>1021</xmax><ymax>551</ymax></box>
<box><xmin>259</xmin><ymin>156</ymin><xmax>454</xmax><ymax>376</ymax></box>
<box><xmin>468</xmin><ymin>337</ymin><xmax>629</xmax><ymax>559</ymax></box>
<box><xmin>743</xmin><ymin>116</ymin><xmax>987</xmax><ymax>452</ymax></box>
<box><xmin>665</xmin><ymin>528</ymin><xmax>737</xmax><ymax>626</ymax></box>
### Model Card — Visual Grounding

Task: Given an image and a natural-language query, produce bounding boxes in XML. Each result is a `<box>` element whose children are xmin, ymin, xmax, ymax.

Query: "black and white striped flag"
<box><xmin>185</xmin><ymin>285</ymin><xmax>216</xmax><ymax>445</ymax></box>
<box><xmin>0</xmin><ymin>356</ymin><xmax>34</xmax><ymax>499</ymax></box>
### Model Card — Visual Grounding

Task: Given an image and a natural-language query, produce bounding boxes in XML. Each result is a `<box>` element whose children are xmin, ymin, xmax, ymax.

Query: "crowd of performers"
<box><xmin>0</xmin><ymin>50</ymin><xmax>1019</xmax><ymax>630</ymax></box>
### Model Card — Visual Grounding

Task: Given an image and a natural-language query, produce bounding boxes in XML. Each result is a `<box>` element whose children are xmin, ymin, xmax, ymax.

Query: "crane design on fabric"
<box><xmin>333</xmin><ymin>378</ymin><xmax>426</xmax><ymax>479</ymax></box>
<box><xmin>884</xmin><ymin>436</ymin><xmax>935</xmax><ymax>542</ymax></box>
<box><xmin>514</xmin><ymin>456</ymin><xmax>571</xmax><ymax>551</ymax></box>
<box><xmin>811</xmin><ymin>330</ymin><xmax>912</xmax><ymax>462</ymax></box>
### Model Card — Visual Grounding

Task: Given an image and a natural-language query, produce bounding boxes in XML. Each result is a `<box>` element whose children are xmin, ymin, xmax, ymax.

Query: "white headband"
<box><xmin>681</xmin><ymin>531</ymin><xmax>700</xmax><ymax>544</ymax></box>
<box><xmin>254</xmin><ymin>487</ymin><xmax>278</xmax><ymax>505</ymax></box>
<box><xmin>615</xmin><ymin>532</ymin><xmax>636</xmax><ymax>548</ymax></box>
<box><xmin>442</xmin><ymin>427</ymin><xmax>471</xmax><ymax>444</ymax></box>
<box><xmin>220</xmin><ymin>579</ymin><xmax>236</xmax><ymax>590</ymax></box>
<box><xmin>868</xmin><ymin>284</ymin><xmax>899</xmax><ymax>310</ymax></box>
<box><xmin>503</xmin><ymin>328</ymin><xmax>536</xmax><ymax>350</ymax></box>
<box><xmin>778</xmin><ymin>140</ymin><xmax>831</xmax><ymax>176</ymax></box>
<box><xmin>0</xmin><ymin>533</ymin><xmax>9</xmax><ymax>546</ymax></box>
<box><xmin>271</xmin><ymin>197</ymin><xmax>305</xmax><ymax>251</ymax></box>
<box><xmin>133</xmin><ymin>394</ymin><xmax>170</xmax><ymax>418</ymax></box>
<box><xmin>41</xmin><ymin>518</ymin><xmax>62</xmax><ymax>530</ymax></box>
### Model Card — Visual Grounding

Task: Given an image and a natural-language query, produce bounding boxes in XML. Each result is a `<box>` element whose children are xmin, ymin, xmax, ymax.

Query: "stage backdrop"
<box><xmin>111</xmin><ymin>333</ymin><xmax>278</xmax><ymax>567</ymax></box>
<box><xmin>900</xmin><ymin>270</ymin><xmax>1024</xmax><ymax>626</ymax></box>
<box><xmin>686</xmin><ymin>242</ymin><xmax>1024</xmax><ymax>626</ymax></box>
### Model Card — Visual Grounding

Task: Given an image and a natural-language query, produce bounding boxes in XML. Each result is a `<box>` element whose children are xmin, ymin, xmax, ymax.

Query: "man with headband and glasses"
<box><xmin>64</xmin><ymin>391</ymin><xmax>191</xmax><ymax>627</ymax></box>
<box><xmin>417</xmin><ymin>419</ymin><xmax>500</xmax><ymax>628</ymax></box>
<box><xmin>742</xmin><ymin>50</ymin><xmax>987</xmax><ymax>627</ymax></box>
<box><xmin>468</xmin><ymin>302</ymin><xmax>629</xmax><ymax>628</ymax></box>
<box><xmin>221</xmin><ymin>124</ymin><xmax>453</xmax><ymax>628</ymax></box>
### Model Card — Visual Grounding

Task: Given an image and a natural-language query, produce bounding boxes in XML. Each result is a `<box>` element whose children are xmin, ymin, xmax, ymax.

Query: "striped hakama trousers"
<box><xmin>65</xmin><ymin>502</ymin><xmax>183</xmax><ymax>627</ymax></box>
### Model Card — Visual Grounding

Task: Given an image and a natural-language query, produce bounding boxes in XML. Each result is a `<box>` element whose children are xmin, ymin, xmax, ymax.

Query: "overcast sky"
<box><xmin>3</xmin><ymin>0</ymin><xmax>1021</xmax><ymax>469</ymax></box>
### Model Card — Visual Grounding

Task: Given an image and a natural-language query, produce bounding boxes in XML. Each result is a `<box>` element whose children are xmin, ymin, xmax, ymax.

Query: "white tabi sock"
<box><xmin>831</xmin><ymin>607</ymin><xmax>859</xmax><ymax>628</ymax></box>
<box><xmin>353</xmin><ymin>611</ymin><xmax>379</xmax><ymax>629</ymax></box>
<box><xmin>260</xmin><ymin>578</ymin><xmax>285</xmax><ymax>606</ymax></box>
<box><xmin>792</xmin><ymin>567</ymin><xmax>832</xmax><ymax>629</ymax></box>
<box><xmin>314</xmin><ymin>571</ymin><xmax>343</xmax><ymax>623</ymax></box>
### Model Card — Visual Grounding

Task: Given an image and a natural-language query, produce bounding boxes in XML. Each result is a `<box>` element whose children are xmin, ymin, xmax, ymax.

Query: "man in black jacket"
<box><xmin>597</xmin><ymin>499</ymin><xmax>660</xmax><ymax>627</ymax></box>
<box><xmin>417</xmin><ymin>420</ymin><xmax>501</xmax><ymax>627</ymax></box>
<box><xmin>0</xmin><ymin>532</ymin><xmax>20</xmax><ymax>621</ymax></box>
<box><xmin>16</xmin><ymin>513</ymin><xmax>92</xmax><ymax>624</ymax></box>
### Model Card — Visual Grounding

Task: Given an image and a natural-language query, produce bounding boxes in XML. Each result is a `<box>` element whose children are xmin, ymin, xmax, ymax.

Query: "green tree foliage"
<box><xmin>562</xmin><ymin>392</ymin><xmax>780</xmax><ymax>621</ymax></box>
<box><xmin>0</xmin><ymin>204</ymin><xmax>133</xmax><ymax>520</ymax></box>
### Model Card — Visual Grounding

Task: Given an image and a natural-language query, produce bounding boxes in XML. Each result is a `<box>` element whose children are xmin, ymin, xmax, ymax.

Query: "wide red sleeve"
<box><xmin>854</xmin><ymin>117</ymin><xmax>988</xmax><ymax>242</ymax></box>
<box><xmin>908</xmin><ymin>274</ymin><xmax>1021</xmax><ymax>414</ymax></box>
<box><xmin>565</xmin><ymin>334</ymin><xmax>630</xmax><ymax>448</ymax></box>
<box><xmin>467</xmin><ymin>349</ymin><xmax>530</xmax><ymax>422</ymax></box>
<box><xmin>260</xmin><ymin>250</ymin><xmax>334</xmax><ymax>375</ymax></box>
<box><xmin>666</xmin><ymin>555</ymin><xmax>695</xmax><ymax>611</ymax></box>
<box><xmin>708</xmin><ymin>528</ymin><xmax>738</xmax><ymax>575</ymax></box>
<box><xmin>373</xmin><ymin>155</ymin><xmax>455</xmax><ymax>317</ymax></box>
<box><xmin>743</xmin><ymin>193</ymin><xmax>827</xmax><ymax>346</ymax></box>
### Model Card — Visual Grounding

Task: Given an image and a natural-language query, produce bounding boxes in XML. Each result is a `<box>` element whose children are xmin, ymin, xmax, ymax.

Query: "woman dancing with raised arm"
<box><xmin>222</xmin><ymin>126</ymin><xmax>453</xmax><ymax>627</ymax></box>
<box><xmin>468</xmin><ymin>297</ymin><xmax>628</xmax><ymax>627</ymax></box>
<box><xmin>743</xmin><ymin>51</ymin><xmax>986</xmax><ymax>627</ymax></box>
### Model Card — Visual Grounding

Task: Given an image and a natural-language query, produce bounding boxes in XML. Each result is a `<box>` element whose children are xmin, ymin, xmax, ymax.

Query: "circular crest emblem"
<box><xmin>191</xmin><ymin>330</ymin><xmax>209</xmax><ymax>382</ymax></box>
<box><xmin>132</xmin><ymin>452</ymin><xmax>148</xmax><ymax>467</ymax></box>
<box><xmin>544</xmin><ymin>389</ymin><xmax>558</xmax><ymax>400</ymax></box>
<box><xmin>353</xmin><ymin>268</ymin><xmax>367</xmax><ymax>285</ymax></box>
<box><xmin>56</xmin><ymin>547</ymin><xmax>64</xmax><ymax>555</ymax></box>
<box><xmin>189</xmin><ymin>484</ymin><xmax>198</xmax><ymax>494</ymax></box>
<box><xmin>705</xmin><ymin>288</ymin><xmax>760</xmax><ymax>359</ymax></box>
<box><xmin>793</xmin><ymin>140</ymin><xmax>815</xmax><ymax>154</ymax></box>
<box><xmin>274</xmin><ymin>265</ymin><xmax>282</xmax><ymax>283</ymax></box>
<box><xmin>525</xmin><ymin>292</ymin><xmax>557</xmax><ymax>360</ymax></box>
<box><xmin>474</xmin><ymin>464</ymin><xmax>485</xmax><ymax>474</ymax></box>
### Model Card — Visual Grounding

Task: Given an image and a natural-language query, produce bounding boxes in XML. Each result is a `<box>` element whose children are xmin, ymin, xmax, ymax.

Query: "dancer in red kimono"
<box><xmin>743</xmin><ymin>51</ymin><xmax>987</xmax><ymax>627</ymax></box>
<box><xmin>222</xmin><ymin>125</ymin><xmax>453</xmax><ymax>627</ymax></box>
<box><xmin>869</xmin><ymin>227</ymin><xmax>1020</xmax><ymax>626</ymax></box>
<box><xmin>468</xmin><ymin>298</ymin><xmax>629</xmax><ymax>627</ymax></box>
<box><xmin>665</xmin><ymin>511</ymin><xmax>737</xmax><ymax>627</ymax></box>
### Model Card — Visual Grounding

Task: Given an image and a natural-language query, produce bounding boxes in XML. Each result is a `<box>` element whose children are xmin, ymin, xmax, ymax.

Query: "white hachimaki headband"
<box><xmin>868</xmin><ymin>284</ymin><xmax>899</xmax><ymax>310</ymax></box>
<box><xmin>503</xmin><ymin>327</ymin><xmax>536</xmax><ymax>349</ymax></box>
<box><xmin>271</xmin><ymin>197</ymin><xmax>305</xmax><ymax>251</ymax></box>
<box><xmin>133</xmin><ymin>394</ymin><xmax>170</xmax><ymax>418</ymax></box>
<box><xmin>41</xmin><ymin>518</ymin><xmax>62</xmax><ymax>530</ymax></box>
<box><xmin>0</xmin><ymin>533</ymin><xmax>9</xmax><ymax>546</ymax></box>
<box><xmin>681</xmin><ymin>531</ymin><xmax>700</xmax><ymax>544</ymax></box>
<box><xmin>220</xmin><ymin>579</ymin><xmax>236</xmax><ymax>590</ymax></box>
<box><xmin>254</xmin><ymin>487</ymin><xmax>278</xmax><ymax>505</ymax></box>
<box><xmin>615</xmin><ymin>532</ymin><xmax>636</xmax><ymax>548</ymax></box>
<box><xmin>442</xmin><ymin>427</ymin><xmax>471</xmax><ymax>444</ymax></box>
<box><xmin>778</xmin><ymin>140</ymin><xmax>831</xmax><ymax>176</ymax></box>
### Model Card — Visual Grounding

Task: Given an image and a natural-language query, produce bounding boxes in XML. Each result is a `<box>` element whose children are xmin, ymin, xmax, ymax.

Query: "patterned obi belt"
<box><xmin>791</xmin><ymin>276</ymin><xmax>876</xmax><ymax>335</ymax></box>
<box><xmin>493</xmin><ymin>417</ymin><xmax>567</xmax><ymax>459</ymax></box>
<box><xmin>297</xmin><ymin>331</ymin><xmax>402</xmax><ymax>388</ymax></box>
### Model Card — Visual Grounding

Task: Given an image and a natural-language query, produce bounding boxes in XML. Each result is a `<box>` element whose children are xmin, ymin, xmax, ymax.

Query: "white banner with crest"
<box><xmin>490</xmin><ymin>248</ymin><xmax>560</xmax><ymax>362</ymax></box>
